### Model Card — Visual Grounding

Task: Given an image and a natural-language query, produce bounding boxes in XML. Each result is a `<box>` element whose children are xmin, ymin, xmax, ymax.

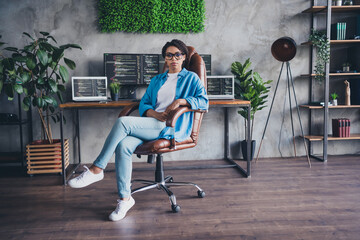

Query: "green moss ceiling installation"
<box><xmin>98</xmin><ymin>0</ymin><xmax>205</xmax><ymax>33</ymax></box>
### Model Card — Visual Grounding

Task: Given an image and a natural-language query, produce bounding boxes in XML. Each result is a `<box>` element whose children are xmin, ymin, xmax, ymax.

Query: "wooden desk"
<box><xmin>59</xmin><ymin>99</ymin><xmax>251</xmax><ymax>184</ymax></box>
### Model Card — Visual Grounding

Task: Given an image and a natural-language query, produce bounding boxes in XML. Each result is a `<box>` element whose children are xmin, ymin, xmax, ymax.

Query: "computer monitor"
<box><xmin>104</xmin><ymin>53</ymin><xmax>160</xmax><ymax>85</ymax></box>
<box><xmin>105</xmin><ymin>53</ymin><xmax>211</xmax><ymax>85</ymax></box>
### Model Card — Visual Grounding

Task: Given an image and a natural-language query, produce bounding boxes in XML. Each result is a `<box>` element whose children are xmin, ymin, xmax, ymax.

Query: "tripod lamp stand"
<box><xmin>256</xmin><ymin>37</ymin><xmax>311</xmax><ymax>167</ymax></box>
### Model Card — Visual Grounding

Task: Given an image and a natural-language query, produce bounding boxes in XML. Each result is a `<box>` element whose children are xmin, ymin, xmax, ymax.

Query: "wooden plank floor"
<box><xmin>1</xmin><ymin>156</ymin><xmax>360</xmax><ymax>240</ymax></box>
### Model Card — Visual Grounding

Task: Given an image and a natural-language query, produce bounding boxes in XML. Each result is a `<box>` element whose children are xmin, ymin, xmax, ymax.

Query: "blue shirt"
<box><xmin>139</xmin><ymin>68</ymin><xmax>209</xmax><ymax>142</ymax></box>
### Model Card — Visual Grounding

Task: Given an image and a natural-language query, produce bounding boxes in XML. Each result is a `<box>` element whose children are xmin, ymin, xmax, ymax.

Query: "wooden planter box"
<box><xmin>26</xmin><ymin>139</ymin><xmax>69</xmax><ymax>175</ymax></box>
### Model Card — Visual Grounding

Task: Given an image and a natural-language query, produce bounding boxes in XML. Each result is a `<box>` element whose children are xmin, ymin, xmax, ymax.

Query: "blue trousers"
<box><xmin>93</xmin><ymin>116</ymin><xmax>166</xmax><ymax>198</ymax></box>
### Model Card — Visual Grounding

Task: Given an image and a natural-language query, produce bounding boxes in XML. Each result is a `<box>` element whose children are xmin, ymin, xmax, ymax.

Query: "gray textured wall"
<box><xmin>1</xmin><ymin>0</ymin><xmax>359</xmax><ymax>165</ymax></box>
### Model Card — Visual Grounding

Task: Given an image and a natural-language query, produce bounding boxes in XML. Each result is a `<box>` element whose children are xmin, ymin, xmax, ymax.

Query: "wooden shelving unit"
<box><xmin>300</xmin><ymin>104</ymin><xmax>360</xmax><ymax>109</ymax></box>
<box><xmin>301</xmin><ymin>105</ymin><xmax>360</xmax><ymax>143</ymax></box>
<box><xmin>301</xmin><ymin>39</ymin><xmax>360</xmax><ymax>45</ymax></box>
<box><xmin>303</xmin><ymin>134</ymin><xmax>360</xmax><ymax>141</ymax></box>
<box><xmin>302</xmin><ymin>5</ymin><xmax>360</xmax><ymax>13</ymax></box>
<box><xmin>300</xmin><ymin>73</ymin><xmax>360</xmax><ymax>77</ymax></box>
<box><xmin>0</xmin><ymin>95</ymin><xmax>32</xmax><ymax>167</ymax></box>
<box><xmin>301</xmin><ymin>2</ymin><xmax>360</xmax><ymax>161</ymax></box>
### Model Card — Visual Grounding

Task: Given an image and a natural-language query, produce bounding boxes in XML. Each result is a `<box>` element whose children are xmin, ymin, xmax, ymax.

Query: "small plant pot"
<box><xmin>241</xmin><ymin>140</ymin><xmax>256</xmax><ymax>161</ymax></box>
<box><xmin>111</xmin><ymin>93</ymin><xmax>119</xmax><ymax>101</ymax></box>
<box><xmin>336</xmin><ymin>0</ymin><xmax>342</xmax><ymax>6</ymax></box>
<box><xmin>343</xmin><ymin>0</ymin><xmax>353</xmax><ymax>5</ymax></box>
<box><xmin>343</xmin><ymin>66</ymin><xmax>350</xmax><ymax>72</ymax></box>
<box><xmin>331</xmin><ymin>99</ymin><xmax>338</xmax><ymax>106</ymax></box>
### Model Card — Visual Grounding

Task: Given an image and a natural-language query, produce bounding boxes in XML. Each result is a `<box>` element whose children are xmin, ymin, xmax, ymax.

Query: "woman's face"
<box><xmin>165</xmin><ymin>46</ymin><xmax>186</xmax><ymax>73</ymax></box>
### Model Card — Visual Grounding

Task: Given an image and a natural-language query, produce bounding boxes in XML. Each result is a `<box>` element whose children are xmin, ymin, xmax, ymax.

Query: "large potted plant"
<box><xmin>231</xmin><ymin>58</ymin><xmax>272</xmax><ymax>160</ymax></box>
<box><xmin>0</xmin><ymin>31</ymin><xmax>81</xmax><ymax>174</ymax></box>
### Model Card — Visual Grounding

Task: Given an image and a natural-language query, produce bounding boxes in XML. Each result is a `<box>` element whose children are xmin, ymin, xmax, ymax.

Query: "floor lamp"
<box><xmin>255</xmin><ymin>37</ymin><xmax>311</xmax><ymax>167</ymax></box>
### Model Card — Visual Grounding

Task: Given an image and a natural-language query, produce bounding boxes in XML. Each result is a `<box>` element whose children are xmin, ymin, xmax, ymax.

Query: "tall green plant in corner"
<box><xmin>231</xmin><ymin>58</ymin><xmax>272</xmax><ymax>141</ymax></box>
<box><xmin>0</xmin><ymin>32</ymin><xmax>82</xmax><ymax>143</ymax></box>
<box><xmin>309</xmin><ymin>29</ymin><xmax>330</xmax><ymax>82</ymax></box>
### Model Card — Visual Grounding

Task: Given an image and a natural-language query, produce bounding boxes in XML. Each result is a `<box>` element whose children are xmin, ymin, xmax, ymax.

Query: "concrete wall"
<box><xmin>1</xmin><ymin>0</ymin><xmax>359</xmax><ymax>164</ymax></box>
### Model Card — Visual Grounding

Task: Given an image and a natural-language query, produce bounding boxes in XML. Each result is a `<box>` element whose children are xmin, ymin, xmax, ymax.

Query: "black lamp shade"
<box><xmin>271</xmin><ymin>37</ymin><xmax>297</xmax><ymax>62</ymax></box>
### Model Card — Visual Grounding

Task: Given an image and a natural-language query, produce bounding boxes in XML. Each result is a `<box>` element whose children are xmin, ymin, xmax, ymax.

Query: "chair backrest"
<box><xmin>162</xmin><ymin>46</ymin><xmax>207</xmax><ymax>144</ymax></box>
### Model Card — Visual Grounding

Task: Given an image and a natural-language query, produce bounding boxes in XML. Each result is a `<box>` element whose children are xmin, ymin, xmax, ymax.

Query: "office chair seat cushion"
<box><xmin>134</xmin><ymin>138</ymin><xmax>196</xmax><ymax>154</ymax></box>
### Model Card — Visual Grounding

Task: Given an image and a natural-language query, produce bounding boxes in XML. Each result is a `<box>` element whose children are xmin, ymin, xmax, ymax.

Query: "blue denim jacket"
<box><xmin>139</xmin><ymin>68</ymin><xmax>209</xmax><ymax>142</ymax></box>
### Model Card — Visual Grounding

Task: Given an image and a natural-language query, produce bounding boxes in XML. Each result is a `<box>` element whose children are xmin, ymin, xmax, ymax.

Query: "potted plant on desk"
<box><xmin>0</xmin><ymin>31</ymin><xmax>81</xmax><ymax>175</ymax></box>
<box><xmin>109</xmin><ymin>80</ymin><xmax>121</xmax><ymax>101</ymax></box>
<box><xmin>231</xmin><ymin>58</ymin><xmax>272</xmax><ymax>160</ymax></box>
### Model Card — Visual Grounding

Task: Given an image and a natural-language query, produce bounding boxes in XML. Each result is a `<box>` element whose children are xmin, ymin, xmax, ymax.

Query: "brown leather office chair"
<box><xmin>118</xmin><ymin>46</ymin><xmax>207</xmax><ymax>212</ymax></box>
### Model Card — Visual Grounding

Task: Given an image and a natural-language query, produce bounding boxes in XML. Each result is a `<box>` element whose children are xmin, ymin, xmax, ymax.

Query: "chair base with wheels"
<box><xmin>131</xmin><ymin>154</ymin><xmax>205</xmax><ymax>213</ymax></box>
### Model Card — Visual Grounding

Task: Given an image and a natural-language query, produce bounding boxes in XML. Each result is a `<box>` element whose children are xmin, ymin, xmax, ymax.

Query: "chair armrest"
<box><xmin>118</xmin><ymin>102</ymin><xmax>140</xmax><ymax>117</ymax></box>
<box><xmin>166</xmin><ymin>107</ymin><xmax>207</xmax><ymax>149</ymax></box>
<box><xmin>118</xmin><ymin>103</ymin><xmax>206</xmax><ymax>150</ymax></box>
<box><xmin>166</xmin><ymin>107</ymin><xmax>207</xmax><ymax>127</ymax></box>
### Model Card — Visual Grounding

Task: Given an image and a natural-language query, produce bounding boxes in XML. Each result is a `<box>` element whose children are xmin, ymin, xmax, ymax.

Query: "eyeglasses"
<box><xmin>165</xmin><ymin>52</ymin><xmax>184</xmax><ymax>60</ymax></box>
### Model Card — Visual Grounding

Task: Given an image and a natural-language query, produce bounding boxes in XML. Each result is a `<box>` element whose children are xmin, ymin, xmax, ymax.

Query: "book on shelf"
<box><xmin>332</xmin><ymin>119</ymin><xmax>341</xmax><ymax>137</ymax></box>
<box><xmin>332</xmin><ymin>118</ymin><xmax>351</xmax><ymax>138</ymax></box>
<box><xmin>331</xmin><ymin>22</ymin><xmax>346</xmax><ymax>40</ymax></box>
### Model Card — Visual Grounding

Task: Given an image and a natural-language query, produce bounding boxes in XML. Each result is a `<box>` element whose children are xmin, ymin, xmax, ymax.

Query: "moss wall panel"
<box><xmin>98</xmin><ymin>0</ymin><xmax>205</xmax><ymax>33</ymax></box>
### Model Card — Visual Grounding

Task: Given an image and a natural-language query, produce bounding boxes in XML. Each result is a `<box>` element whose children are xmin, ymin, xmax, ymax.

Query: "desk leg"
<box><xmin>246</xmin><ymin>104</ymin><xmax>251</xmax><ymax>176</ymax></box>
<box><xmin>60</xmin><ymin>109</ymin><xmax>66</xmax><ymax>185</ymax></box>
<box><xmin>65</xmin><ymin>109</ymin><xmax>82</xmax><ymax>182</ymax></box>
<box><xmin>224</xmin><ymin>107</ymin><xmax>251</xmax><ymax>178</ymax></box>
<box><xmin>76</xmin><ymin>109</ymin><xmax>81</xmax><ymax>165</ymax></box>
<box><xmin>60</xmin><ymin>109</ymin><xmax>81</xmax><ymax>185</ymax></box>
<box><xmin>224</xmin><ymin>107</ymin><xmax>230</xmax><ymax>159</ymax></box>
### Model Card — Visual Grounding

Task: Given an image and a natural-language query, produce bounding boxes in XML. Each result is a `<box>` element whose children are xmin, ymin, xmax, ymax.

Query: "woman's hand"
<box><xmin>146</xmin><ymin>99</ymin><xmax>190</xmax><ymax>122</ymax></box>
<box><xmin>146</xmin><ymin>109</ymin><xmax>168</xmax><ymax>122</ymax></box>
<box><xmin>164</xmin><ymin>99</ymin><xmax>190</xmax><ymax>114</ymax></box>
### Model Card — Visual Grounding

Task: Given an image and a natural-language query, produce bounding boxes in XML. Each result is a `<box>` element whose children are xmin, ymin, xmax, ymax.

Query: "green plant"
<box><xmin>0</xmin><ymin>32</ymin><xmax>81</xmax><ymax>143</ymax></box>
<box><xmin>109</xmin><ymin>81</ymin><xmax>120</xmax><ymax>94</ymax></box>
<box><xmin>330</xmin><ymin>92</ymin><xmax>338</xmax><ymax>100</ymax></box>
<box><xmin>231</xmin><ymin>58</ymin><xmax>272</xmax><ymax>140</ymax></box>
<box><xmin>98</xmin><ymin>0</ymin><xmax>205</xmax><ymax>33</ymax></box>
<box><xmin>343</xmin><ymin>0</ymin><xmax>353</xmax><ymax>5</ymax></box>
<box><xmin>308</xmin><ymin>29</ymin><xmax>330</xmax><ymax>82</ymax></box>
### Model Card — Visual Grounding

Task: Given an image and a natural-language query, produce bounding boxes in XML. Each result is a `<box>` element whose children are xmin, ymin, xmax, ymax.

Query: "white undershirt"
<box><xmin>155</xmin><ymin>73</ymin><xmax>178</xmax><ymax>112</ymax></box>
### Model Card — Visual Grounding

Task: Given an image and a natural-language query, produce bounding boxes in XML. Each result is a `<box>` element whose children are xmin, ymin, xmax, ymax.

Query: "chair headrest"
<box><xmin>186</xmin><ymin>46</ymin><xmax>196</xmax><ymax>62</ymax></box>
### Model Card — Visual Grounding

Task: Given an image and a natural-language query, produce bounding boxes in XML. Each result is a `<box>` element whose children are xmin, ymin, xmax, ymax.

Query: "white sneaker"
<box><xmin>67</xmin><ymin>166</ymin><xmax>104</xmax><ymax>188</ymax></box>
<box><xmin>109</xmin><ymin>197</ymin><xmax>135</xmax><ymax>221</ymax></box>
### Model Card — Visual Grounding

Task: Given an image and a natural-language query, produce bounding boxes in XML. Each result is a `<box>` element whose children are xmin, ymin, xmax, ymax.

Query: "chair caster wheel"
<box><xmin>172</xmin><ymin>204</ymin><xmax>180</xmax><ymax>213</ymax></box>
<box><xmin>169</xmin><ymin>177</ymin><xmax>173</xmax><ymax>183</ymax></box>
<box><xmin>197</xmin><ymin>190</ymin><xmax>205</xmax><ymax>198</ymax></box>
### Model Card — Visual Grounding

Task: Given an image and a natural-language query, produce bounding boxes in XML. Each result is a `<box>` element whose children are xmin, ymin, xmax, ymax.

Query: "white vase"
<box><xmin>336</xmin><ymin>0</ymin><xmax>342</xmax><ymax>5</ymax></box>
<box><xmin>332</xmin><ymin>99</ymin><xmax>338</xmax><ymax>106</ymax></box>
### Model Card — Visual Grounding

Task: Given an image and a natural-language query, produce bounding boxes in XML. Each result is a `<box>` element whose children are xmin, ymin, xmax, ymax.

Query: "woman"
<box><xmin>68</xmin><ymin>39</ymin><xmax>208</xmax><ymax>221</ymax></box>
